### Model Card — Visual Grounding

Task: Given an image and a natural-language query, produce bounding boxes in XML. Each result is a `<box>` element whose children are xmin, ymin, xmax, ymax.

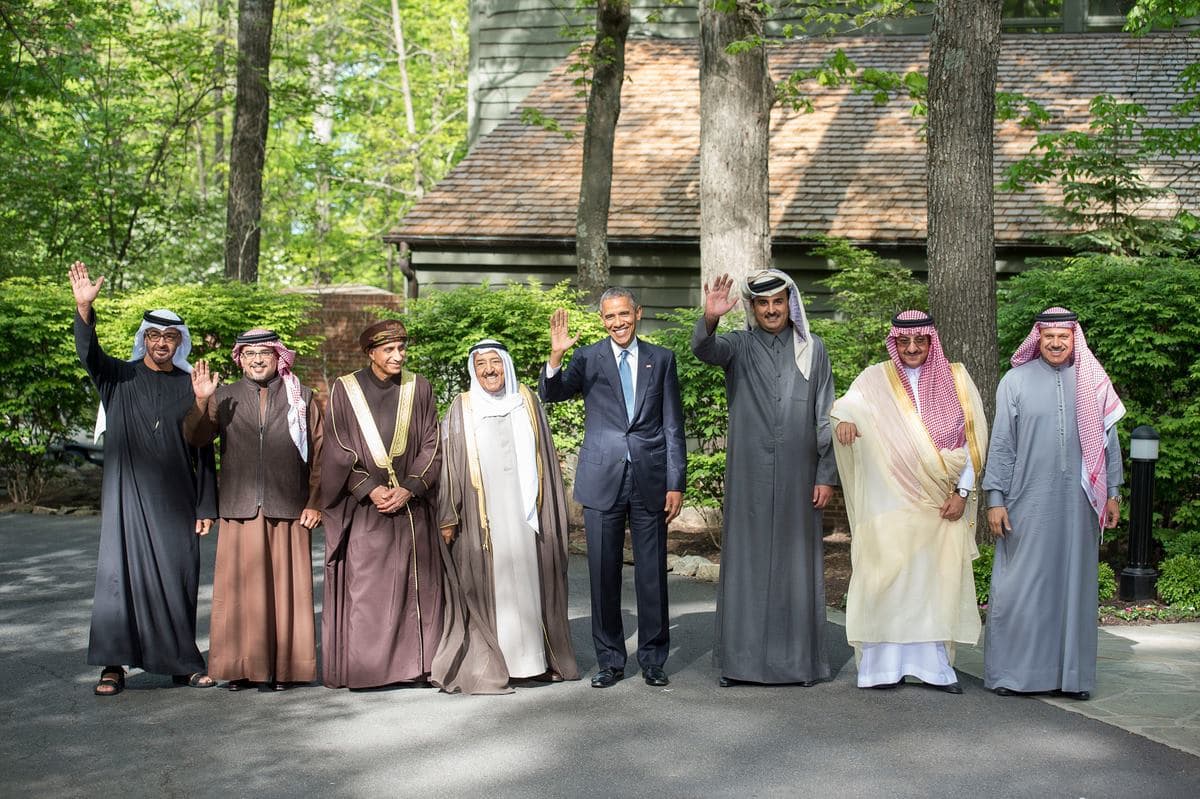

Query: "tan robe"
<box><xmin>431</xmin><ymin>388</ymin><xmax>579</xmax><ymax>694</ymax></box>
<box><xmin>321</xmin><ymin>368</ymin><xmax>442</xmax><ymax>689</ymax></box>
<box><xmin>832</xmin><ymin>362</ymin><xmax>987</xmax><ymax>656</ymax></box>
<box><xmin>184</xmin><ymin>378</ymin><xmax>323</xmax><ymax>684</ymax></box>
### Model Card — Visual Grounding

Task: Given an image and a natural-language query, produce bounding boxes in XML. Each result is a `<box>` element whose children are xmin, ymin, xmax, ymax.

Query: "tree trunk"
<box><xmin>927</xmin><ymin>0</ymin><xmax>1002</xmax><ymax>542</ymax></box>
<box><xmin>699</xmin><ymin>1</ymin><xmax>773</xmax><ymax>292</ymax></box>
<box><xmin>390</xmin><ymin>0</ymin><xmax>426</xmax><ymax>199</ymax></box>
<box><xmin>927</xmin><ymin>0</ymin><xmax>1002</xmax><ymax>419</ymax></box>
<box><xmin>214</xmin><ymin>0</ymin><xmax>228</xmax><ymax>196</ymax></box>
<box><xmin>576</xmin><ymin>1</ymin><xmax>630</xmax><ymax>304</ymax></box>
<box><xmin>224</xmin><ymin>0</ymin><xmax>275</xmax><ymax>282</ymax></box>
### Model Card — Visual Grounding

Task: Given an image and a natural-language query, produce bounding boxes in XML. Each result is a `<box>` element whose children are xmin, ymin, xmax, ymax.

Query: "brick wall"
<box><xmin>289</xmin><ymin>285</ymin><xmax>406</xmax><ymax>405</ymax></box>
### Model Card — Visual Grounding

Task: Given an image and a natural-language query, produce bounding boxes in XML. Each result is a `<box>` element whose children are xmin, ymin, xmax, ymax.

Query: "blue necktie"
<box><xmin>618</xmin><ymin>349</ymin><xmax>635</xmax><ymax>423</ymax></box>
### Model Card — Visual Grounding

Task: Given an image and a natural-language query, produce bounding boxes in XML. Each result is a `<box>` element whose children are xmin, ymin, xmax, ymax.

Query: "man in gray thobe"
<box><xmin>693</xmin><ymin>270</ymin><xmax>838</xmax><ymax>686</ymax></box>
<box><xmin>984</xmin><ymin>307</ymin><xmax>1125</xmax><ymax>700</ymax></box>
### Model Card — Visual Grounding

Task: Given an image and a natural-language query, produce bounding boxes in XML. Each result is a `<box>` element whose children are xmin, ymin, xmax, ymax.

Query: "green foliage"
<box><xmin>96</xmin><ymin>283</ymin><xmax>322</xmax><ymax>369</ymax></box>
<box><xmin>1000</xmin><ymin>94</ymin><xmax>1199</xmax><ymax>256</ymax></box>
<box><xmin>0</xmin><ymin>1</ymin><xmax>221</xmax><ymax>287</ymax></box>
<box><xmin>1098</xmin><ymin>561</ymin><xmax>1118</xmax><ymax>602</ymax></box>
<box><xmin>977</xmin><ymin>543</ymin><xmax>1123</xmax><ymax>607</ymax></box>
<box><xmin>1163</xmin><ymin>529</ymin><xmax>1200</xmax><ymax>559</ymax></box>
<box><xmin>0</xmin><ymin>278</ymin><xmax>97</xmax><ymax>502</ymax></box>
<box><xmin>1124</xmin><ymin>1</ymin><xmax>1200</xmax><ymax>33</ymax></box>
<box><xmin>1100</xmin><ymin>600</ymin><xmax>1200</xmax><ymax>622</ymax></box>
<box><xmin>641</xmin><ymin>307</ymin><xmax>740</xmax><ymax>517</ymax></box>
<box><xmin>806</xmin><ymin>236</ymin><xmax>927</xmax><ymax>394</ymax></box>
<box><xmin>644</xmin><ymin>307</ymin><xmax>733</xmax><ymax>454</ymax></box>
<box><xmin>0</xmin><ymin>276</ymin><xmax>317</xmax><ymax>504</ymax></box>
<box><xmin>379</xmin><ymin>281</ymin><xmax>607</xmax><ymax>455</ymax></box>
<box><xmin>0</xmin><ymin>0</ymin><xmax>468</xmax><ymax>290</ymax></box>
<box><xmin>1156</xmin><ymin>554</ymin><xmax>1200</xmax><ymax>606</ymax></box>
<box><xmin>974</xmin><ymin>543</ymin><xmax>995</xmax><ymax>607</ymax></box>
<box><xmin>997</xmin><ymin>255</ymin><xmax>1200</xmax><ymax>550</ymax></box>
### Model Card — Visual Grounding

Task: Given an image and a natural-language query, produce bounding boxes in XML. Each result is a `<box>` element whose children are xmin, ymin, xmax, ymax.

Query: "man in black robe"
<box><xmin>70</xmin><ymin>262</ymin><xmax>217</xmax><ymax>696</ymax></box>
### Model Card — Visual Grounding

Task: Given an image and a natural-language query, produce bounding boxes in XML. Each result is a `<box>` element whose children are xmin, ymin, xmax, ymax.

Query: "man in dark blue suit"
<box><xmin>539</xmin><ymin>287</ymin><xmax>686</xmax><ymax>688</ymax></box>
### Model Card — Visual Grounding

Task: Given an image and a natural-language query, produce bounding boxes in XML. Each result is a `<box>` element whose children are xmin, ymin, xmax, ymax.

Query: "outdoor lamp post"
<box><xmin>1119</xmin><ymin>425</ymin><xmax>1160</xmax><ymax>602</ymax></box>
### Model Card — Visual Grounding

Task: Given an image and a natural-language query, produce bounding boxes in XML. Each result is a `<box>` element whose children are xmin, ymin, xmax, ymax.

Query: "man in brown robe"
<box><xmin>432</xmin><ymin>340</ymin><xmax>579</xmax><ymax>694</ymax></box>
<box><xmin>321</xmin><ymin>319</ymin><xmax>443</xmax><ymax>689</ymax></box>
<box><xmin>184</xmin><ymin>329</ymin><xmax>324</xmax><ymax>690</ymax></box>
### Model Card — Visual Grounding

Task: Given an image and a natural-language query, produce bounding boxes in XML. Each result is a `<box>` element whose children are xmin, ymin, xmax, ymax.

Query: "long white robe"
<box><xmin>831</xmin><ymin>361</ymin><xmax>987</xmax><ymax>686</ymax></box>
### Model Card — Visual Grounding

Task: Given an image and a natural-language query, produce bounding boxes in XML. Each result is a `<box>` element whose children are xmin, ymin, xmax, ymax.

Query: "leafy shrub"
<box><xmin>807</xmin><ymin>236</ymin><xmax>928</xmax><ymax>394</ymax></box>
<box><xmin>1163</xmin><ymin>530</ymin><xmax>1200</xmax><ymax>559</ymax></box>
<box><xmin>0</xmin><ymin>277</ymin><xmax>320</xmax><ymax>504</ymax></box>
<box><xmin>1157</xmin><ymin>554</ymin><xmax>1200</xmax><ymax>607</ymax></box>
<box><xmin>98</xmin><ymin>283</ymin><xmax>322</xmax><ymax>369</ymax></box>
<box><xmin>973</xmin><ymin>543</ymin><xmax>995</xmax><ymax>607</ymax></box>
<box><xmin>645</xmin><ymin>307</ymin><xmax>732</xmax><ymax>454</ymax></box>
<box><xmin>997</xmin><ymin>256</ymin><xmax>1200</xmax><ymax>552</ymax></box>
<box><xmin>975</xmin><ymin>543</ymin><xmax>1121</xmax><ymax>607</ymax></box>
<box><xmin>0</xmin><ymin>278</ymin><xmax>98</xmax><ymax>502</ymax></box>
<box><xmin>1098</xmin><ymin>562</ymin><xmax>1117</xmax><ymax>602</ymax></box>
<box><xmin>384</xmin><ymin>280</ymin><xmax>607</xmax><ymax>454</ymax></box>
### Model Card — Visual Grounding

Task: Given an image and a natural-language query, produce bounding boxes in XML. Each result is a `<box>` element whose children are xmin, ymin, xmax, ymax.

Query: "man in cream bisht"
<box><xmin>431</xmin><ymin>340</ymin><xmax>578</xmax><ymax>693</ymax></box>
<box><xmin>983</xmin><ymin>308</ymin><xmax>1124</xmax><ymax>701</ymax></box>
<box><xmin>831</xmin><ymin>311</ymin><xmax>987</xmax><ymax>693</ymax></box>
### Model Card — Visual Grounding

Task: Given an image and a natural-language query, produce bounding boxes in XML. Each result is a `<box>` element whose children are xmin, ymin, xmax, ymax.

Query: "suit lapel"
<box><xmin>633</xmin><ymin>343</ymin><xmax>653</xmax><ymax>420</ymax></box>
<box><xmin>597</xmin><ymin>340</ymin><xmax>626</xmax><ymax>412</ymax></box>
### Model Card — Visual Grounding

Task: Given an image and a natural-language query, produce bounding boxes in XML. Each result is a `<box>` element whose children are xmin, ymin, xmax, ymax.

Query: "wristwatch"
<box><xmin>957</xmin><ymin>488</ymin><xmax>971</xmax><ymax>499</ymax></box>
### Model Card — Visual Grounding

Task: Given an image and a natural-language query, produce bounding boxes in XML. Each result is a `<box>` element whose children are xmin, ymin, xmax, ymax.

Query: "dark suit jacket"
<box><xmin>539</xmin><ymin>337</ymin><xmax>686</xmax><ymax>511</ymax></box>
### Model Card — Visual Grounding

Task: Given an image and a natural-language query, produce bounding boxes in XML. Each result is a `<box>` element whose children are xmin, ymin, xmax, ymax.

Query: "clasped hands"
<box><xmin>369</xmin><ymin>485</ymin><xmax>412</xmax><ymax>515</ymax></box>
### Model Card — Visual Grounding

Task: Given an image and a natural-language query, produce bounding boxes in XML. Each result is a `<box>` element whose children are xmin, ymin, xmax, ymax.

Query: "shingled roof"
<box><xmin>390</xmin><ymin>33</ymin><xmax>1199</xmax><ymax>248</ymax></box>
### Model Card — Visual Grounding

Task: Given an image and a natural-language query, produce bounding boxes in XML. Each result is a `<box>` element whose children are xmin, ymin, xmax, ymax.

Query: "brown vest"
<box><xmin>213</xmin><ymin>377</ymin><xmax>313</xmax><ymax>520</ymax></box>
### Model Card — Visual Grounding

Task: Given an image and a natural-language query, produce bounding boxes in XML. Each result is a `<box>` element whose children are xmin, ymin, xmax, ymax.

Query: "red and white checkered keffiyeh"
<box><xmin>885</xmin><ymin>310</ymin><xmax>965</xmax><ymax>450</ymax></box>
<box><xmin>1010</xmin><ymin>307</ymin><xmax>1125</xmax><ymax>523</ymax></box>
<box><xmin>232</xmin><ymin>329</ymin><xmax>309</xmax><ymax>463</ymax></box>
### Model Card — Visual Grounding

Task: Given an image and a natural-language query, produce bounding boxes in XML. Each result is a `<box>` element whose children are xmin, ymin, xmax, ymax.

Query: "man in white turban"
<box><xmin>432</xmin><ymin>340</ymin><xmax>579</xmax><ymax>693</ymax></box>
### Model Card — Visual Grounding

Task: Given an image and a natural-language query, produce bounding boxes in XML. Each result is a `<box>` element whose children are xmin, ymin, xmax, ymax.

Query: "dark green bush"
<box><xmin>997</xmin><ymin>255</ymin><xmax>1200</xmax><ymax>552</ymax></box>
<box><xmin>975</xmin><ymin>543</ymin><xmax>1120</xmax><ymax>607</ymax></box>
<box><xmin>0</xmin><ymin>278</ymin><xmax>97</xmax><ymax>502</ymax></box>
<box><xmin>807</xmin><ymin>236</ymin><xmax>928</xmax><ymax>393</ymax></box>
<box><xmin>386</xmin><ymin>280</ymin><xmax>607</xmax><ymax>454</ymax></box>
<box><xmin>1157</xmin><ymin>554</ymin><xmax>1200</xmax><ymax>607</ymax></box>
<box><xmin>0</xmin><ymin>277</ymin><xmax>321</xmax><ymax>504</ymax></box>
<box><xmin>1098</xmin><ymin>562</ymin><xmax>1117</xmax><ymax>602</ymax></box>
<box><xmin>974</xmin><ymin>543</ymin><xmax>995</xmax><ymax>607</ymax></box>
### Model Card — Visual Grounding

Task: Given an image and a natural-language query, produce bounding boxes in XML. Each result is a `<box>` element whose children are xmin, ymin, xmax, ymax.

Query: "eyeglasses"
<box><xmin>240</xmin><ymin>348</ymin><xmax>278</xmax><ymax>359</ymax></box>
<box><xmin>144</xmin><ymin>330</ymin><xmax>182</xmax><ymax>343</ymax></box>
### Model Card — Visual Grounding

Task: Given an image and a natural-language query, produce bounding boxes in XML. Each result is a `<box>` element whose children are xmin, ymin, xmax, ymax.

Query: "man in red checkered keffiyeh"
<box><xmin>981</xmin><ymin>306</ymin><xmax>1125</xmax><ymax>701</ymax></box>
<box><xmin>831</xmin><ymin>310</ymin><xmax>988</xmax><ymax>694</ymax></box>
<box><xmin>1006</xmin><ymin>308</ymin><xmax>1125</xmax><ymax>525</ymax></box>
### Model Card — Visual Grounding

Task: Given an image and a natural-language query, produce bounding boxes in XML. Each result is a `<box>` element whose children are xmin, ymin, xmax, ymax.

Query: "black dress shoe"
<box><xmin>718</xmin><ymin>676</ymin><xmax>736</xmax><ymax>688</ymax></box>
<box><xmin>590</xmin><ymin>668</ymin><xmax>624</xmax><ymax>688</ymax></box>
<box><xmin>1058</xmin><ymin>690</ymin><xmax>1090</xmax><ymax>701</ymax></box>
<box><xmin>933</xmin><ymin>681</ymin><xmax>963</xmax><ymax>694</ymax></box>
<box><xmin>642</xmin><ymin>666</ymin><xmax>669</xmax><ymax>687</ymax></box>
<box><xmin>798</xmin><ymin>680</ymin><xmax>819</xmax><ymax>688</ymax></box>
<box><xmin>226</xmin><ymin>679</ymin><xmax>252</xmax><ymax>692</ymax></box>
<box><xmin>994</xmin><ymin>687</ymin><xmax>1018</xmax><ymax>697</ymax></box>
<box><xmin>870</xmin><ymin>678</ymin><xmax>905</xmax><ymax>690</ymax></box>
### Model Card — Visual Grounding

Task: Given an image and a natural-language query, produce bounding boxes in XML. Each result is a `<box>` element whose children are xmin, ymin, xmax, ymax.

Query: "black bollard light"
<box><xmin>1119</xmin><ymin>425</ymin><xmax>1159</xmax><ymax>602</ymax></box>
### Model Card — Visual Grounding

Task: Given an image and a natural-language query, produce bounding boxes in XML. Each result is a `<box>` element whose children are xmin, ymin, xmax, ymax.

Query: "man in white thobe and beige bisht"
<box><xmin>831</xmin><ymin>310</ymin><xmax>987</xmax><ymax>693</ymax></box>
<box><xmin>431</xmin><ymin>340</ymin><xmax>579</xmax><ymax>694</ymax></box>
